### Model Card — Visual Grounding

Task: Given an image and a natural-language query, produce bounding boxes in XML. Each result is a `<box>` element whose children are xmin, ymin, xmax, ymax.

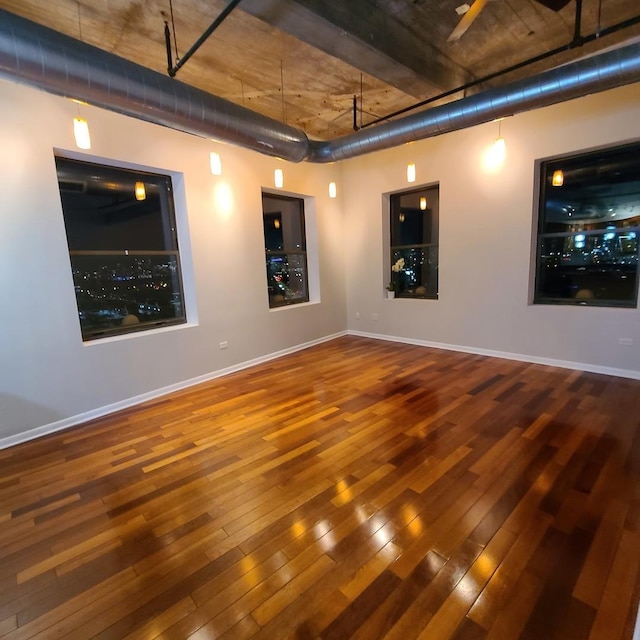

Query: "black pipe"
<box><xmin>164</xmin><ymin>21</ymin><xmax>173</xmax><ymax>75</ymax></box>
<box><xmin>353</xmin><ymin>95</ymin><xmax>358</xmax><ymax>131</ymax></box>
<box><xmin>572</xmin><ymin>0</ymin><xmax>584</xmax><ymax>46</ymax></box>
<box><xmin>168</xmin><ymin>0</ymin><xmax>243</xmax><ymax>77</ymax></box>
<box><xmin>360</xmin><ymin>13</ymin><xmax>640</xmax><ymax>129</ymax></box>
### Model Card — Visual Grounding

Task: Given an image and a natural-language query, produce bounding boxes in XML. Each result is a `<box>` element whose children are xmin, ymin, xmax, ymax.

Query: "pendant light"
<box><xmin>483</xmin><ymin>118</ymin><xmax>507</xmax><ymax>171</ymax></box>
<box><xmin>134</xmin><ymin>181</ymin><xmax>146</xmax><ymax>201</ymax></box>
<box><xmin>419</xmin><ymin>197</ymin><xmax>427</xmax><ymax>211</ymax></box>
<box><xmin>492</xmin><ymin>118</ymin><xmax>505</xmax><ymax>163</ymax></box>
<box><xmin>73</xmin><ymin>117</ymin><xmax>91</xmax><ymax>150</ymax></box>
<box><xmin>491</xmin><ymin>136</ymin><xmax>506</xmax><ymax>162</ymax></box>
<box><xmin>210</xmin><ymin>152</ymin><xmax>222</xmax><ymax>176</ymax></box>
<box><xmin>552</xmin><ymin>169</ymin><xmax>564</xmax><ymax>186</ymax></box>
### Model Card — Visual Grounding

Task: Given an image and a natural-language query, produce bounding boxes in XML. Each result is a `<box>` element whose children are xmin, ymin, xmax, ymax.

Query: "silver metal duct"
<box><xmin>1</xmin><ymin>9</ymin><xmax>639</xmax><ymax>164</ymax></box>
<box><xmin>307</xmin><ymin>42</ymin><xmax>640</xmax><ymax>162</ymax></box>
<box><xmin>0</xmin><ymin>9</ymin><xmax>309</xmax><ymax>163</ymax></box>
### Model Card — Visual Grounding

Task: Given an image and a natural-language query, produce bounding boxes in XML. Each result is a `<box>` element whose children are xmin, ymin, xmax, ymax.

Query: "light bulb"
<box><xmin>492</xmin><ymin>137</ymin><xmax>506</xmax><ymax>162</ymax></box>
<box><xmin>419</xmin><ymin>197</ymin><xmax>427</xmax><ymax>211</ymax></box>
<box><xmin>407</xmin><ymin>163</ymin><xmax>416</xmax><ymax>183</ymax></box>
<box><xmin>483</xmin><ymin>136</ymin><xmax>506</xmax><ymax>171</ymax></box>
<box><xmin>552</xmin><ymin>169</ymin><xmax>564</xmax><ymax>186</ymax></box>
<box><xmin>329</xmin><ymin>182</ymin><xmax>337</xmax><ymax>198</ymax></box>
<box><xmin>274</xmin><ymin>168</ymin><xmax>284</xmax><ymax>188</ymax></box>
<box><xmin>210</xmin><ymin>152</ymin><xmax>222</xmax><ymax>176</ymax></box>
<box><xmin>134</xmin><ymin>181</ymin><xmax>146</xmax><ymax>201</ymax></box>
<box><xmin>73</xmin><ymin>117</ymin><xmax>91</xmax><ymax>150</ymax></box>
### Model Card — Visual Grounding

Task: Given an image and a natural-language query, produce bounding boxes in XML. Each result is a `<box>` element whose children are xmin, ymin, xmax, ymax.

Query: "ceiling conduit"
<box><xmin>0</xmin><ymin>9</ymin><xmax>639</xmax><ymax>164</ymax></box>
<box><xmin>308</xmin><ymin>41</ymin><xmax>640</xmax><ymax>162</ymax></box>
<box><xmin>0</xmin><ymin>9</ymin><xmax>309</xmax><ymax>163</ymax></box>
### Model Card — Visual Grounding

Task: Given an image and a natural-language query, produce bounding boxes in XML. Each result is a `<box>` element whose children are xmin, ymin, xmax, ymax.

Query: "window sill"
<box><xmin>82</xmin><ymin>321</ymin><xmax>197</xmax><ymax>346</ymax></box>
<box><xmin>533</xmin><ymin>298</ymin><xmax>637</xmax><ymax>309</ymax></box>
<box><xmin>268</xmin><ymin>300</ymin><xmax>319</xmax><ymax>312</ymax></box>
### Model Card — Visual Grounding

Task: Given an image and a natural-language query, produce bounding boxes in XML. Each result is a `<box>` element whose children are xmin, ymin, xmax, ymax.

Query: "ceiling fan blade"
<box><xmin>533</xmin><ymin>0</ymin><xmax>572</xmax><ymax>10</ymax></box>
<box><xmin>447</xmin><ymin>0</ymin><xmax>490</xmax><ymax>42</ymax></box>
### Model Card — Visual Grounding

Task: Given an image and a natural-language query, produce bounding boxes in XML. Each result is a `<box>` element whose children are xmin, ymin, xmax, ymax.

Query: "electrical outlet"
<box><xmin>219</xmin><ymin>341</ymin><xmax>228</xmax><ymax>349</ymax></box>
<box><xmin>618</xmin><ymin>337</ymin><xmax>633</xmax><ymax>346</ymax></box>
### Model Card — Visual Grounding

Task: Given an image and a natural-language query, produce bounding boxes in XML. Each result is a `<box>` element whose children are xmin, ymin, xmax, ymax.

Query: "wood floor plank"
<box><xmin>484</xmin><ymin>570</ymin><xmax>543</xmax><ymax>640</ymax></box>
<box><xmin>573</xmin><ymin>486</ymin><xmax>632</xmax><ymax>608</ymax></box>
<box><xmin>383</xmin><ymin>540</ymin><xmax>482</xmax><ymax>640</ymax></box>
<box><xmin>467</xmin><ymin>511</ymin><xmax>551</xmax><ymax>630</ymax></box>
<box><xmin>0</xmin><ymin>336</ymin><xmax>638</xmax><ymax>640</ymax></box>
<box><xmin>250</xmin><ymin>553</ymin><xmax>336</xmax><ymax>626</ymax></box>
<box><xmin>588</xmin><ymin>528</ymin><xmax>640</xmax><ymax>640</ymax></box>
<box><xmin>416</xmin><ymin>526</ymin><xmax>517</xmax><ymax>640</ymax></box>
<box><xmin>121</xmin><ymin>596</ymin><xmax>197</xmax><ymax>640</ymax></box>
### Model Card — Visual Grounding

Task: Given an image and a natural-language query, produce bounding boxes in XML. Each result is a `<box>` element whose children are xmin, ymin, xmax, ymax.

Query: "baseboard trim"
<box><xmin>348</xmin><ymin>330</ymin><xmax>640</xmax><ymax>381</ymax></box>
<box><xmin>0</xmin><ymin>331</ymin><xmax>347</xmax><ymax>451</ymax></box>
<box><xmin>4</xmin><ymin>329</ymin><xmax>637</xmax><ymax>451</ymax></box>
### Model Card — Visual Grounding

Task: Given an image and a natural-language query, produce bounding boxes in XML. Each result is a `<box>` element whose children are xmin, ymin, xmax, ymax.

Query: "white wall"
<box><xmin>0</xmin><ymin>79</ymin><xmax>346</xmax><ymax>446</ymax></box>
<box><xmin>1</xmin><ymin>77</ymin><xmax>639</xmax><ymax>448</ymax></box>
<box><xmin>343</xmin><ymin>84</ymin><xmax>640</xmax><ymax>377</ymax></box>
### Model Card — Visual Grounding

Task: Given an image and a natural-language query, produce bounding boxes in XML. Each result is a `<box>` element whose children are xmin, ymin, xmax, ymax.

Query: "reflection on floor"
<box><xmin>1</xmin><ymin>336</ymin><xmax>639</xmax><ymax>639</ymax></box>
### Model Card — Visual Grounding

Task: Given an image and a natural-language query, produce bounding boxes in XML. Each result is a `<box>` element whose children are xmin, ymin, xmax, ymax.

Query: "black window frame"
<box><xmin>262</xmin><ymin>192</ymin><xmax>309</xmax><ymax>308</ymax></box>
<box><xmin>534</xmin><ymin>142</ymin><xmax>640</xmax><ymax>308</ymax></box>
<box><xmin>55</xmin><ymin>156</ymin><xmax>187</xmax><ymax>341</ymax></box>
<box><xmin>389</xmin><ymin>184</ymin><xmax>439</xmax><ymax>299</ymax></box>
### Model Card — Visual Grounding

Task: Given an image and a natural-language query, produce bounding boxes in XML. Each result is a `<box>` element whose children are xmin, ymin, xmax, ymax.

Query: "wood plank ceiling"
<box><xmin>0</xmin><ymin>0</ymin><xmax>639</xmax><ymax>140</ymax></box>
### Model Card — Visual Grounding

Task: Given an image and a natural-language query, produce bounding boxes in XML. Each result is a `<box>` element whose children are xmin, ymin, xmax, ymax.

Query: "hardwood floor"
<box><xmin>1</xmin><ymin>336</ymin><xmax>639</xmax><ymax>639</ymax></box>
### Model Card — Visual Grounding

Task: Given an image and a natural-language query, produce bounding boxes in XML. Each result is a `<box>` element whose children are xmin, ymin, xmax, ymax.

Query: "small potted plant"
<box><xmin>386</xmin><ymin>258</ymin><xmax>405</xmax><ymax>298</ymax></box>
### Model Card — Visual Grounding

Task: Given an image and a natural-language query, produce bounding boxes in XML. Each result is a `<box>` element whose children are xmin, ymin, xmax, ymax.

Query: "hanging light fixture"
<box><xmin>483</xmin><ymin>118</ymin><xmax>506</xmax><ymax>171</ymax></box>
<box><xmin>134</xmin><ymin>181</ymin><xmax>146</xmax><ymax>201</ymax></box>
<box><xmin>274</xmin><ymin>218</ymin><xmax>281</xmax><ymax>229</ymax></box>
<box><xmin>407</xmin><ymin>163</ymin><xmax>416</xmax><ymax>183</ymax></box>
<box><xmin>329</xmin><ymin>181</ymin><xmax>337</xmax><ymax>198</ymax></box>
<box><xmin>419</xmin><ymin>197</ymin><xmax>427</xmax><ymax>211</ymax></box>
<box><xmin>552</xmin><ymin>169</ymin><xmax>564</xmax><ymax>186</ymax></box>
<box><xmin>274</xmin><ymin>168</ymin><xmax>284</xmax><ymax>188</ymax></box>
<box><xmin>493</xmin><ymin>119</ymin><xmax>506</xmax><ymax>162</ymax></box>
<box><xmin>491</xmin><ymin>136</ymin><xmax>506</xmax><ymax>162</ymax></box>
<box><xmin>210</xmin><ymin>152</ymin><xmax>222</xmax><ymax>176</ymax></box>
<box><xmin>399</xmin><ymin>213</ymin><xmax>405</xmax><ymax>222</ymax></box>
<box><xmin>73</xmin><ymin>117</ymin><xmax>91</xmax><ymax>150</ymax></box>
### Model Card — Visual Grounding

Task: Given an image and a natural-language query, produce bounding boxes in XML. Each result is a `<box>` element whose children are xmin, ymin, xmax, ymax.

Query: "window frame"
<box><xmin>533</xmin><ymin>142</ymin><xmax>640</xmax><ymax>308</ymax></box>
<box><xmin>389</xmin><ymin>184</ymin><xmax>440</xmax><ymax>300</ymax></box>
<box><xmin>55</xmin><ymin>155</ymin><xmax>187</xmax><ymax>341</ymax></box>
<box><xmin>262</xmin><ymin>191</ymin><xmax>310</xmax><ymax>309</ymax></box>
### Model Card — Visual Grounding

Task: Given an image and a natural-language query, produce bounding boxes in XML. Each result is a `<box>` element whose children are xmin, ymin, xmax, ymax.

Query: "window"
<box><xmin>262</xmin><ymin>193</ymin><xmax>309</xmax><ymax>307</ymax></box>
<box><xmin>390</xmin><ymin>185</ymin><xmax>439</xmax><ymax>298</ymax></box>
<box><xmin>534</xmin><ymin>143</ymin><xmax>640</xmax><ymax>307</ymax></box>
<box><xmin>55</xmin><ymin>157</ymin><xmax>186</xmax><ymax>340</ymax></box>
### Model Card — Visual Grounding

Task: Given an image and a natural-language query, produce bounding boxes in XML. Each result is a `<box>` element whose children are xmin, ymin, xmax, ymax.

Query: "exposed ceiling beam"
<box><xmin>241</xmin><ymin>0</ymin><xmax>472</xmax><ymax>99</ymax></box>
